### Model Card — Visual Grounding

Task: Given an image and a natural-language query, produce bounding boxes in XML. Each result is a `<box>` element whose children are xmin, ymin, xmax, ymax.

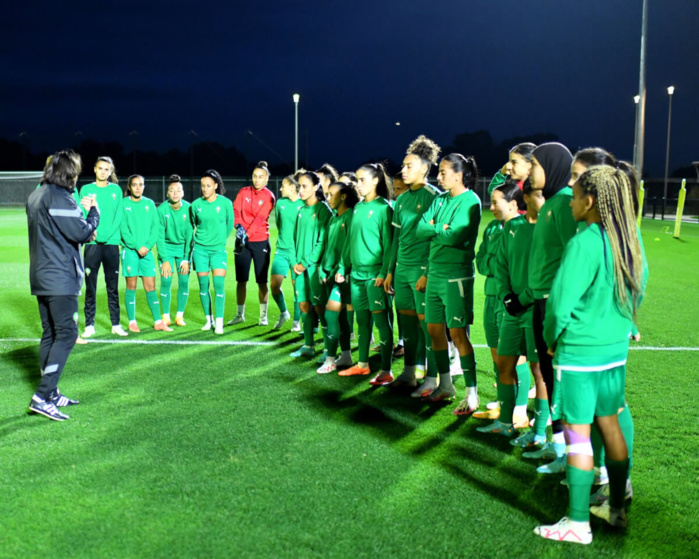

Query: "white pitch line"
<box><xmin>0</xmin><ymin>337</ymin><xmax>273</xmax><ymax>347</ymax></box>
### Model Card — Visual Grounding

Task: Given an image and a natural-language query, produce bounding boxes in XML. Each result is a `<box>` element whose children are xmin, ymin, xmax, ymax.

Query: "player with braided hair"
<box><xmin>385</xmin><ymin>135</ymin><xmax>442</xmax><ymax>393</ymax></box>
<box><xmin>534</xmin><ymin>165</ymin><xmax>647</xmax><ymax>545</ymax></box>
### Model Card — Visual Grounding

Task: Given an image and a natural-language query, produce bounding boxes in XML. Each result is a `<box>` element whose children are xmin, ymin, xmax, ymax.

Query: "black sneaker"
<box><xmin>49</xmin><ymin>390</ymin><xmax>79</xmax><ymax>407</ymax></box>
<box><xmin>28</xmin><ymin>395</ymin><xmax>69</xmax><ymax>421</ymax></box>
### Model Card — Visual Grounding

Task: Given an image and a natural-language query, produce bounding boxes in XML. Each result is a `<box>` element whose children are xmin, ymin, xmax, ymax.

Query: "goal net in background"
<box><xmin>0</xmin><ymin>172</ymin><xmax>43</xmax><ymax>206</ymax></box>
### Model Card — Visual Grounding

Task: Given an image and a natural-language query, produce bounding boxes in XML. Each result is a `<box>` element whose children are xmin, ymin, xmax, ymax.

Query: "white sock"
<box><xmin>325</xmin><ymin>355</ymin><xmax>336</xmax><ymax>365</ymax></box>
<box><xmin>421</xmin><ymin>376</ymin><xmax>438</xmax><ymax>390</ymax></box>
<box><xmin>237</xmin><ymin>304</ymin><xmax>245</xmax><ymax>317</ymax></box>
<box><xmin>162</xmin><ymin>313</ymin><xmax>170</xmax><ymax>320</ymax></box>
<box><xmin>514</xmin><ymin>404</ymin><xmax>528</xmax><ymax>417</ymax></box>
<box><xmin>129</xmin><ymin>320</ymin><xmax>137</xmax><ymax>325</ymax></box>
<box><xmin>358</xmin><ymin>361</ymin><xmax>369</xmax><ymax>369</ymax></box>
<box><xmin>155</xmin><ymin>319</ymin><xmax>163</xmax><ymax>326</ymax></box>
<box><xmin>260</xmin><ymin>303</ymin><xmax>268</xmax><ymax>319</ymax></box>
<box><xmin>340</xmin><ymin>350</ymin><xmax>352</xmax><ymax>361</ymax></box>
<box><xmin>438</xmin><ymin>372</ymin><xmax>454</xmax><ymax>389</ymax></box>
<box><xmin>176</xmin><ymin>312</ymin><xmax>184</xmax><ymax>319</ymax></box>
<box><xmin>205</xmin><ymin>315</ymin><xmax>212</xmax><ymax>325</ymax></box>
<box><xmin>467</xmin><ymin>386</ymin><xmax>478</xmax><ymax>399</ymax></box>
<box><xmin>399</xmin><ymin>365</ymin><xmax>416</xmax><ymax>381</ymax></box>
<box><xmin>553</xmin><ymin>431</ymin><xmax>566</xmax><ymax>445</ymax></box>
<box><xmin>215</xmin><ymin>317</ymin><xmax>223</xmax><ymax>329</ymax></box>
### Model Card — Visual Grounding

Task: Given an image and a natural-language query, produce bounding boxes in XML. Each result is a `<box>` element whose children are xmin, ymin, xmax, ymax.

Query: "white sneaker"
<box><xmin>82</xmin><ymin>325</ymin><xmax>95</xmax><ymax>338</ymax></box>
<box><xmin>258</xmin><ymin>317</ymin><xmax>269</xmax><ymax>326</ymax></box>
<box><xmin>111</xmin><ymin>325</ymin><xmax>128</xmax><ymax>337</ymax></box>
<box><xmin>290</xmin><ymin>320</ymin><xmax>301</xmax><ymax>332</ymax></box>
<box><xmin>534</xmin><ymin>517</ymin><xmax>592</xmax><ymax>545</ymax></box>
<box><xmin>273</xmin><ymin>311</ymin><xmax>291</xmax><ymax>330</ymax></box>
<box><xmin>214</xmin><ymin>317</ymin><xmax>224</xmax><ymax>335</ymax></box>
<box><xmin>589</xmin><ymin>503</ymin><xmax>628</xmax><ymax>528</ymax></box>
<box><xmin>316</xmin><ymin>362</ymin><xmax>337</xmax><ymax>374</ymax></box>
<box><xmin>201</xmin><ymin>321</ymin><xmax>212</xmax><ymax>331</ymax></box>
<box><xmin>227</xmin><ymin>315</ymin><xmax>245</xmax><ymax>325</ymax></box>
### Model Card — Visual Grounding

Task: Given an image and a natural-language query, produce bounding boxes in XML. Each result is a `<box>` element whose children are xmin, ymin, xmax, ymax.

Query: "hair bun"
<box><xmin>169</xmin><ymin>174</ymin><xmax>181</xmax><ymax>183</ymax></box>
<box><xmin>407</xmin><ymin>135</ymin><xmax>441</xmax><ymax>165</ymax></box>
<box><xmin>258</xmin><ymin>161</ymin><xmax>268</xmax><ymax>169</ymax></box>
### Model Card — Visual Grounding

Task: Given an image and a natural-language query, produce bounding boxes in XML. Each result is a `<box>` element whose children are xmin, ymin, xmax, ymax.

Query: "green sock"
<box><xmin>373</xmin><ymin>311</ymin><xmax>393</xmax><ymax>371</ymax></box>
<box><xmin>605</xmin><ymin>458</ymin><xmax>630</xmax><ymax>509</ymax></box>
<box><xmin>302</xmin><ymin>312</ymin><xmax>314</xmax><ymax>347</ymax></box>
<box><xmin>273</xmin><ymin>291</ymin><xmax>287</xmax><ymax>313</ymax></box>
<box><xmin>347</xmin><ymin>310</ymin><xmax>355</xmax><ymax>333</ymax></box>
<box><xmin>434</xmin><ymin>348</ymin><xmax>450</xmax><ymax>375</ymax></box>
<box><xmin>534</xmin><ymin>398</ymin><xmax>550</xmax><ymax>437</ymax></box>
<box><xmin>293</xmin><ymin>299</ymin><xmax>301</xmax><ymax>322</ymax></box>
<box><xmin>198</xmin><ymin>276</ymin><xmax>211</xmax><ymax>316</ymax></box>
<box><xmin>421</xmin><ymin>319</ymin><xmax>438</xmax><ymax>378</ymax></box>
<box><xmin>318</xmin><ymin>310</ymin><xmax>329</xmax><ymax>351</ymax></box>
<box><xmin>400</xmin><ymin>314</ymin><xmax>420</xmax><ymax>367</ymax></box>
<box><xmin>498</xmin><ymin>383</ymin><xmax>516</xmax><ymax>424</ymax></box>
<box><xmin>460</xmin><ymin>352</ymin><xmax>477</xmax><ymax>388</ymax></box>
<box><xmin>177</xmin><ymin>273</ymin><xmax>190</xmax><ymax>314</ymax></box>
<box><xmin>325</xmin><ymin>310</ymin><xmax>340</xmax><ymax>356</ymax></box>
<box><xmin>356</xmin><ymin>310</ymin><xmax>372</xmax><ymax>363</ymax></box>
<box><xmin>338</xmin><ymin>309</ymin><xmax>351</xmax><ymax>352</ymax></box>
<box><xmin>591</xmin><ymin>423</ymin><xmax>605</xmax><ymax>469</ymax></box>
<box><xmin>515</xmin><ymin>363</ymin><xmax>531</xmax><ymax>407</ymax></box>
<box><xmin>146</xmin><ymin>290</ymin><xmax>161</xmax><ymax>321</ymax></box>
<box><xmin>212</xmin><ymin>276</ymin><xmax>225</xmax><ymax>319</ymax></box>
<box><xmin>566</xmin><ymin>464</ymin><xmax>595</xmax><ymax>522</ymax></box>
<box><xmin>618</xmin><ymin>404</ymin><xmax>634</xmax><ymax>472</ymax></box>
<box><xmin>125</xmin><ymin>289</ymin><xmax>137</xmax><ymax>321</ymax></box>
<box><xmin>159</xmin><ymin>275</ymin><xmax>172</xmax><ymax>316</ymax></box>
<box><xmin>416</xmin><ymin>318</ymin><xmax>426</xmax><ymax>366</ymax></box>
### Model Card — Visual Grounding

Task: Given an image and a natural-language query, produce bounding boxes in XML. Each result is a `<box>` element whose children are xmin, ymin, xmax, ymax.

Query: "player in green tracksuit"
<box><xmin>336</xmin><ymin>162</ymin><xmax>394</xmax><ymax>384</ymax></box>
<box><xmin>157</xmin><ymin>174</ymin><xmax>193</xmax><ymax>327</ymax></box>
<box><xmin>534</xmin><ymin>165</ymin><xmax>647</xmax><ymax>545</ymax></box>
<box><xmin>384</xmin><ymin>135</ymin><xmax>441</xmax><ymax>394</ymax></box>
<box><xmin>289</xmin><ymin>171</ymin><xmax>333</xmax><ymax>359</ymax></box>
<box><xmin>190</xmin><ymin>170</ymin><xmax>235</xmax><ymax>334</ymax></box>
<box><xmin>316</xmin><ymin>180</ymin><xmax>358</xmax><ymax>374</ymax></box>
<box><xmin>120</xmin><ymin>175</ymin><xmax>171</xmax><ymax>332</ymax></box>
<box><xmin>270</xmin><ymin>174</ymin><xmax>305</xmax><ymax>330</ymax></box>
<box><xmin>475</xmin><ymin>180</ymin><xmax>536</xmax><ymax>436</ymax></box>
<box><xmin>524</xmin><ymin>142</ymin><xmax>576</xmax><ymax>475</ymax></box>
<box><xmin>415</xmin><ymin>154</ymin><xmax>481</xmax><ymax>406</ymax></box>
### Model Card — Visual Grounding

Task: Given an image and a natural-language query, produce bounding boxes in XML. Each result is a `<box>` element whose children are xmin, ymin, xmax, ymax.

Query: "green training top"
<box><xmin>79</xmin><ymin>182</ymin><xmax>124</xmax><ymax>245</ymax></box>
<box><xmin>388</xmin><ymin>183</ymin><xmax>440</xmax><ymax>274</ymax></box>
<box><xmin>475</xmin><ymin>218</ymin><xmax>503</xmax><ymax>296</ymax></box>
<box><xmin>494</xmin><ymin>214</ymin><xmax>535</xmax><ymax>307</ymax></box>
<box><xmin>488</xmin><ymin>171</ymin><xmax>507</xmax><ymax>195</ymax></box>
<box><xmin>120</xmin><ymin>196</ymin><xmax>160</xmax><ymax>252</ymax></box>
<box><xmin>338</xmin><ymin>197</ymin><xmax>393</xmax><ymax>280</ymax></box>
<box><xmin>293</xmin><ymin>201</ymin><xmax>333</xmax><ymax>269</ymax></box>
<box><xmin>190</xmin><ymin>195</ymin><xmax>234</xmax><ymax>250</ymax></box>
<box><xmin>320</xmin><ymin>209</ymin><xmax>352</xmax><ymax>281</ymax></box>
<box><xmin>275</xmin><ymin>197</ymin><xmax>304</xmax><ymax>252</ymax></box>
<box><xmin>157</xmin><ymin>200</ymin><xmax>193</xmax><ymax>262</ymax></box>
<box><xmin>416</xmin><ymin>190</ymin><xmax>481</xmax><ymax>275</ymax></box>
<box><xmin>528</xmin><ymin>187</ymin><xmax>577</xmax><ymax>298</ymax></box>
<box><xmin>543</xmin><ymin>223</ymin><xmax>647</xmax><ymax>367</ymax></box>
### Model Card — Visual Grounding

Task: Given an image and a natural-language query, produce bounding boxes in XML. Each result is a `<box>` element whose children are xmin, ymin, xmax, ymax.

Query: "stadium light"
<box><xmin>633</xmin><ymin>96</ymin><xmax>640</xmax><ymax>168</ymax></box>
<box><xmin>663</xmin><ymin>86</ymin><xmax>675</xmax><ymax>219</ymax></box>
<box><xmin>293</xmin><ymin>94</ymin><xmax>300</xmax><ymax>171</ymax></box>
<box><xmin>633</xmin><ymin>0</ymin><xmax>648</xmax><ymax>177</ymax></box>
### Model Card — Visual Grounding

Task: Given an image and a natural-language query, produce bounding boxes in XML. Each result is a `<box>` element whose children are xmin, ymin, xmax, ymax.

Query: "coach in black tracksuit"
<box><xmin>26</xmin><ymin>150</ymin><xmax>100</xmax><ymax>421</ymax></box>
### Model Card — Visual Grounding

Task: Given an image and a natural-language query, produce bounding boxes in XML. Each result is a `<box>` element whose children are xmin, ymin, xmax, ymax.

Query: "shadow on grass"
<box><xmin>1</xmin><ymin>346</ymin><xmax>40</xmax><ymax>387</ymax></box>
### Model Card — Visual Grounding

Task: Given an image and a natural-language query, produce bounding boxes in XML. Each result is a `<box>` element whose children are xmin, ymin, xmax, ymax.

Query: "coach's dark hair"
<box><xmin>254</xmin><ymin>161</ymin><xmax>270</xmax><ymax>177</ymax></box>
<box><xmin>330</xmin><ymin>180</ymin><xmax>359</xmax><ymax>209</ymax></box>
<box><xmin>441</xmin><ymin>153</ymin><xmax>478</xmax><ymax>190</ymax></box>
<box><xmin>510</xmin><ymin>142</ymin><xmax>537</xmax><ymax>162</ymax></box>
<box><xmin>406</xmin><ymin>135</ymin><xmax>441</xmax><ymax>177</ymax></box>
<box><xmin>203</xmin><ymin>169</ymin><xmax>225</xmax><ymax>195</ymax></box>
<box><xmin>125</xmin><ymin>174</ymin><xmax>144</xmax><ymax>197</ymax></box>
<box><xmin>494</xmin><ymin>177</ymin><xmax>526</xmax><ymax>212</ymax></box>
<box><xmin>95</xmin><ymin>155</ymin><xmax>118</xmax><ymax>184</ymax></box>
<box><xmin>316</xmin><ymin>163</ymin><xmax>339</xmax><ymax>183</ymax></box>
<box><xmin>358</xmin><ymin>162</ymin><xmax>393</xmax><ymax>200</ymax></box>
<box><xmin>282</xmin><ymin>174</ymin><xmax>300</xmax><ymax>193</ymax></box>
<box><xmin>574</xmin><ymin>147</ymin><xmax>616</xmax><ymax>169</ymax></box>
<box><xmin>42</xmin><ymin>150</ymin><xmax>82</xmax><ymax>190</ymax></box>
<box><xmin>299</xmin><ymin>170</ymin><xmax>326</xmax><ymax>202</ymax></box>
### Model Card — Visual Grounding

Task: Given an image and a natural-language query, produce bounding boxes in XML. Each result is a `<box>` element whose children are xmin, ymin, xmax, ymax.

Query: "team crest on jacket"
<box><xmin>417</xmin><ymin>204</ymin><xmax>421</xmax><ymax>210</ymax></box>
<box><xmin>259</xmin><ymin>200</ymin><xmax>263</xmax><ymax>206</ymax></box>
<box><xmin>112</xmin><ymin>193</ymin><xmax>116</xmax><ymax>200</ymax></box>
<box><xmin>145</xmin><ymin>206</ymin><xmax>149</xmax><ymax>212</ymax></box>
<box><xmin>546</xmin><ymin>210</ymin><xmax>552</xmax><ymax>221</ymax></box>
<box><xmin>183</xmin><ymin>215</ymin><xmax>187</xmax><ymax>220</ymax></box>
<box><xmin>368</xmin><ymin>211</ymin><xmax>373</xmax><ymax>218</ymax></box>
<box><xmin>216</xmin><ymin>207</ymin><xmax>221</xmax><ymax>213</ymax></box>
<box><xmin>312</xmin><ymin>213</ymin><xmax>316</xmax><ymax>220</ymax></box>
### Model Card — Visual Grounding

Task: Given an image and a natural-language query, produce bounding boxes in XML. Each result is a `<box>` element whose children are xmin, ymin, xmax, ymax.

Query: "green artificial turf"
<box><xmin>0</xmin><ymin>208</ymin><xmax>697</xmax><ymax>558</ymax></box>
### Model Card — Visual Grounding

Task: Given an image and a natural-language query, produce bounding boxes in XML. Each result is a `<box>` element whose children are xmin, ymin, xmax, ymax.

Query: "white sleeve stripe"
<box><xmin>49</xmin><ymin>208</ymin><xmax>82</xmax><ymax>218</ymax></box>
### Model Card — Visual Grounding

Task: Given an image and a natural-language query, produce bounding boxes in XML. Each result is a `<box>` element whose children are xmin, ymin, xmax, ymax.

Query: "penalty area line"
<box><xmin>470</xmin><ymin>343</ymin><xmax>697</xmax><ymax>351</ymax></box>
<box><xmin>0</xmin><ymin>337</ymin><xmax>274</xmax><ymax>347</ymax></box>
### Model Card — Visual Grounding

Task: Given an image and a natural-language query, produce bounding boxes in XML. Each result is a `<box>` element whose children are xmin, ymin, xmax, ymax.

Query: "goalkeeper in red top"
<box><xmin>228</xmin><ymin>161</ymin><xmax>276</xmax><ymax>326</ymax></box>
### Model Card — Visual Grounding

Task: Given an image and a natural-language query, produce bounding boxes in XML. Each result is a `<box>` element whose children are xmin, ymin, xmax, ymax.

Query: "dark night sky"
<box><xmin>3</xmin><ymin>0</ymin><xmax>698</xmax><ymax>176</ymax></box>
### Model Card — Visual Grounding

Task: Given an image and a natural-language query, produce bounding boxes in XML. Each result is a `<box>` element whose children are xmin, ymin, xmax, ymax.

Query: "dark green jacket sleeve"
<box><xmin>379</xmin><ymin>204</ymin><xmax>393</xmax><ymax>279</ymax></box>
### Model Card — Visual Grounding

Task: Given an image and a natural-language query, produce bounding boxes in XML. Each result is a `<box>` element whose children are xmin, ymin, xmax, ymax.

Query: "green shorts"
<box><xmin>121</xmin><ymin>248</ymin><xmax>156</xmax><ymax>278</ymax></box>
<box><xmin>271</xmin><ymin>249</ymin><xmax>293</xmax><ymax>277</ymax></box>
<box><xmin>161</xmin><ymin>256</ymin><xmax>190</xmax><ymax>276</ymax></box>
<box><xmin>351</xmin><ymin>276</ymin><xmax>391</xmax><ymax>312</ymax></box>
<box><xmin>294</xmin><ymin>266</ymin><xmax>324</xmax><ymax>305</ymax></box>
<box><xmin>192</xmin><ymin>246</ymin><xmax>227</xmax><ymax>273</ymax></box>
<box><xmin>551</xmin><ymin>364</ymin><xmax>626</xmax><ymax>424</ymax></box>
<box><xmin>393</xmin><ymin>262</ymin><xmax>427</xmax><ymax>313</ymax></box>
<box><xmin>483</xmin><ymin>295</ymin><xmax>504</xmax><ymax>348</ymax></box>
<box><xmin>497</xmin><ymin>312</ymin><xmax>538</xmax><ymax>361</ymax></box>
<box><xmin>425</xmin><ymin>272</ymin><xmax>474</xmax><ymax>328</ymax></box>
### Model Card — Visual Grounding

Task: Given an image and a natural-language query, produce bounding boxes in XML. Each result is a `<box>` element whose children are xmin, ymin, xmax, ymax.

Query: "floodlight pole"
<box><xmin>632</xmin><ymin>96</ymin><xmax>640</xmax><ymax>168</ymax></box>
<box><xmin>293</xmin><ymin>94</ymin><xmax>300</xmax><ymax>171</ymax></box>
<box><xmin>663</xmin><ymin>86</ymin><xmax>675</xmax><ymax>220</ymax></box>
<box><xmin>633</xmin><ymin>0</ymin><xmax>648</xmax><ymax>178</ymax></box>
